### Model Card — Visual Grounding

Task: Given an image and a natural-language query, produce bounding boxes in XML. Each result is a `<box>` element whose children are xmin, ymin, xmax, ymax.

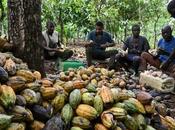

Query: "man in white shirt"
<box><xmin>42</xmin><ymin>21</ymin><xmax>73</xmax><ymax>61</ymax></box>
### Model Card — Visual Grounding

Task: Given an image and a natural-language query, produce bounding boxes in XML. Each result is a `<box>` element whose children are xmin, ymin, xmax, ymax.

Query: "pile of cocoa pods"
<box><xmin>0</xmin><ymin>52</ymin><xmax>174</xmax><ymax>130</ymax></box>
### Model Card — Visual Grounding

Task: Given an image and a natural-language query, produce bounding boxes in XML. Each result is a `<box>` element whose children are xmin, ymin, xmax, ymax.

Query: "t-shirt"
<box><xmin>124</xmin><ymin>36</ymin><xmax>150</xmax><ymax>55</ymax></box>
<box><xmin>42</xmin><ymin>30</ymin><xmax>59</xmax><ymax>48</ymax></box>
<box><xmin>157</xmin><ymin>36</ymin><xmax>175</xmax><ymax>63</ymax></box>
<box><xmin>87</xmin><ymin>30</ymin><xmax>114</xmax><ymax>50</ymax></box>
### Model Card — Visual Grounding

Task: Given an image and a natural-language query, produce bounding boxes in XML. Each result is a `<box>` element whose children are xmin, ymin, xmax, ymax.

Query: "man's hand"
<box><xmin>3</xmin><ymin>43</ymin><xmax>13</xmax><ymax>51</ymax></box>
<box><xmin>153</xmin><ymin>54</ymin><xmax>159</xmax><ymax>59</ymax></box>
<box><xmin>118</xmin><ymin>49</ymin><xmax>127</xmax><ymax>57</ymax></box>
<box><xmin>57</xmin><ymin>48</ymin><xmax>65</xmax><ymax>52</ymax></box>
<box><xmin>130</xmin><ymin>48</ymin><xmax>138</xmax><ymax>54</ymax></box>
<box><xmin>48</xmin><ymin>51</ymin><xmax>56</xmax><ymax>56</ymax></box>
<box><xmin>100</xmin><ymin>42</ymin><xmax>111</xmax><ymax>49</ymax></box>
<box><xmin>120</xmin><ymin>51</ymin><xmax>127</xmax><ymax>57</ymax></box>
<box><xmin>160</xmin><ymin>61</ymin><xmax>169</xmax><ymax>70</ymax></box>
<box><xmin>159</xmin><ymin>48</ymin><xmax>175</xmax><ymax>70</ymax></box>
<box><xmin>84</xmin><ymin>40</ymin><xmax>94</xmax><ymax>47</ymax></box>
<box><xmin>157</xmin><ymin>48</ymin><xmax>170</xmax><ymax>56</ymax></box>
<box><xmin>49</xmin><ymin>47</ymin><xmax>63</xmax><ymax>52</ymax></box>
<box><xmin>100</xmin><ymin>44</ymin><xmax>108</xmax><ymax>49</ymax></box>
<box><xmin>50</xmin><ymin>48</ymin><xmax>58</xmax><ymax>51</ymax></box>
<box><xmin>157</xmin><ymin>48</ymin><xmax>164</xmax><ymax>53</ymax></box>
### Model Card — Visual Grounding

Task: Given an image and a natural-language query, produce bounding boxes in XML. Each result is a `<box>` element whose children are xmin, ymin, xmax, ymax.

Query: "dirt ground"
<box><xmin>44</xmin><ymin>44</ymin><xmax>175</xmax><ymax>118</ymax></box>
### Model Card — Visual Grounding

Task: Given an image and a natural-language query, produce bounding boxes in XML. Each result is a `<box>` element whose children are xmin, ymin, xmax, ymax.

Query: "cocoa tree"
<box><xmin>8</xmin><ymin>0</ymin><xmax>22</xmax><ymax>52</ymax></box>
<box><xmin>8</xmin><ymin>0</ymin><xmax>45</xmax><ymax>77</ymax></box>
<box><xmin>0</xmin><ymin>0</ymin><xmax>5</xmax><ymax>35</ymax></box>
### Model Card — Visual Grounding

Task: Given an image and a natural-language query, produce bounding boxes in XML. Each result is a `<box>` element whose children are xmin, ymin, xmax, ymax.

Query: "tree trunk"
<box><xmin>0</xmin><ymin>22</ymin><xmax>2</xmax><ymax>35</ymax></box>
<box><xmin>0</xmin><ymin>0</ymin><xmax>4</xmax><ymax>35</ymax></box>
<box><xmin>77</xmin><ymin>27</ymin><xmax>80</xmax><ymax>42</ymax></box>
<box><xmin>8</xmin><ymin>0</ymin><xmax>22</xmax><ymax>53</ymax></box>
<box><xmin>8</xmin><ymin>0</ymin><xmax>45</xmax><ymax>77</ymax></box>
<box><xmin>153</xmin><ymin>14</ymin><xmax>160</xmax><ymax>49</ymax></box>
<box><xmin>124</xmin><ymin>22</ymin><xmax>128</xmax><ymax>40</ymax></box>
<box><xmin>22</xmin><ymin>0</ymin><xmax>45</xmax><ymax>76</ymax></box>
<box><xmin>59</xmin><ymin>8</ymin><xmax>64</xmax><ymax>44</ymax></box>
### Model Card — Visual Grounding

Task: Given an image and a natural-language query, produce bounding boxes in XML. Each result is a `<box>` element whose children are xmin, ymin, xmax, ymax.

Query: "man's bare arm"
<box><xmin>160</xmin><ymin>48</ymin><xmax>175</xmax><ymax>70</ymax></box>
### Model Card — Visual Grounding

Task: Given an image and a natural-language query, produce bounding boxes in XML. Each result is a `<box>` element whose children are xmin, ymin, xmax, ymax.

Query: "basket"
<box><xmin>59</xmin><ymin>60</ymin><xmax>85</xmax><ymax>71</ymax></box>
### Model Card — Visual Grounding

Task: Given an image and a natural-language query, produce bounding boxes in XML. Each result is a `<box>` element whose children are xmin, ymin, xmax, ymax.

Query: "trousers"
<box><xmin>85</xmin><ymin>46</ymin><xmax>118</xmax><ymax>66</ymax></box>
<box><xmin>114</xmin><ymin>53</ymin><xmax>141</xmax><ymax>73</ymax></box>
<box><xmin>44</xmin><ymin>49</ymin><xmax>73</xmax><ymax>61</ymax></box>
<box><xmin>140</xmin><ymin>52</ymin><xmax>175</xmax><ymax>78</ymax></box>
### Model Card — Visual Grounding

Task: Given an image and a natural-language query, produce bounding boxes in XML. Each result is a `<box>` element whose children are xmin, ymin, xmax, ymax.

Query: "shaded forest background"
<box><xmin>0</xmin><ymin>0</ymin><xmax>174</xmax><ymax>48</ymax></box>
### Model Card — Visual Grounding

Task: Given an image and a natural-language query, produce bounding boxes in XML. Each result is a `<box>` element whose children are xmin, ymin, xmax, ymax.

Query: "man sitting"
<box><xmin>113</xmin><ymin>24</ymin><xmax>150</xmax><ymax>75</ymax></box>
<box><xmin>141</xmin><ymin>25</ymin><xmax>175</xmax><ymax>78</ymax></box>
<box><xmin>42</xmin><ymin>21</ymin><xmax>73</xmax><ymax>68</ymax></box>
<box><xmin>85</xmin><ymin>21</ymin><xmax>118</xmax><ymax>67</ymax></box>
<box><xmin>167</xmin><ymin>0</ymin><xmax>175</xmax><ymax>18</ymax></box>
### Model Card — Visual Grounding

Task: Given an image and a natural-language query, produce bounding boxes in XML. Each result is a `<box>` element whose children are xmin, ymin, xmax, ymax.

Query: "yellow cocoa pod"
<box><xmin>4</xmin><ymin>58</ymin><xmax>16</xmax><ymax>75</ymax></box>
<box><xmin>73</xmin><ymin>80</ymin><xmax>86</xmax><ymax>89</ymax></box>
<box><xmin>100</xmin><ymin>86</ymin><xmax>114</xmax><ymax>104</ymax></box>
<box><xmin>72</xmin><ymin>116</ymin><xmax>91</xmax><ymax>129</ymax></box>
<box><xmin>51</xmin><ymin>94</ymin><xmax>65</xmax><ymax>113</ymax></box>
<box><xmin>30</xmin><ymin>120</ymin><xmax>45</xmax><ymax>130</ymax></box>
<box><xmin>7</xmin><ymin>122</ymin><xmax>26</xmax><ymax>130</ymax></box>
<box><xmin>95</xmin><ymin>123</ymin><xmax>108</xmax><ymax>130</ymax></box>
<box><xmin>7</xmin><ymin>76</ymin><xmax>26</xmax><ymax>92</ymax></box>
<box><xmin>76</xmin><ymin>104</ymin><xmax>98</xmax><ymax>120</ymax></box>
<box><xmin>16</xmin><ymin>70</ymin><xmax>35</xmax><ymax>82</ymax></box>
<box><xmin>128</xmin><ymin>98</ymin><xmax>146</xmax><ymax>114</ymax></box>
<box><xmin>101</xmin><ymin>111</ymin><xmax>116</xmax><ymax>128</ymax></box>
<box><xmin>33</xmin><ymin>71</ymin><xmax>41</xmax><ymax>80</ymax></box>
<box><xmin>40</xmin><ymin>87</ymin><xmax>57</xmax><ymax>100</ymax></box>
<box><xmin>0</xmin><ymin>85</ymin><xmax>16</xmax><ymax>108</ymax></box>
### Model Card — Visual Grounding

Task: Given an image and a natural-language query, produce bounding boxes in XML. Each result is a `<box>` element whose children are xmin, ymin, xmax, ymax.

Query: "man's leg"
<box><xmin>85</xmin><ymin>46</ymin><xmax>93</xmax><ymax>66</ymax></box>
<box><xmin>59</xmin><ymin>49</ymin><xmax>73</xmax><ymax>61</ymax></box>
<box><xmin>140</xmin><ymin>52</ymin><xmax>161</xmax><ymax>71</ymax></box>
<box><xmin>132</xmin><ymin>56</ymin><xmax>141</xmax><ymax>74</ymax></box>
<box><xmin>110</xmin><ymin>54</ymin><xmax>130</xmax><ymax>71</ymax></box>
<box><xmin>44</xmin><ymin>50</ymin><xmax>52</xmax><ymax>60</ymax></box>
<box><xmin>104</xmin><ymin>50</ymin><xmax>118</xmax><ymax>59</ymax></box>
<box><xmin>54</xmin><ymin>49</ymin><xmax>73</xmax><ymax>61</ymax></box>
<box><xmin>108</xmin><ymin>55</ymin><xmax>116</xmax><ymax>70</ymax></box>
<box><xmin>92</xmin><ymin>49</ymin><xmax>118</xmax><ymax>60</ymax></box>
<box><xmin>91</xmin><ymin>49</ymin><xmax>118</xmax><ymax>69</ymax></box>
<box><xmin>51</xmin><ymin>50</ymin><xmax>73</xmax><ymax>70</ymax></box>
<box><xmin>106</xmin><ymin>50</ymin><xmax>119</xmax><ymax>69</ymax></box>
<box><xmin>91</xmin><ymin>50</ymin><xmax>106</xmax><ymax>60</ymax></box>
<box><xmin>166</xmin><ymin>63</ymin><xmax>175</xmax><ymax>78</ymax></box>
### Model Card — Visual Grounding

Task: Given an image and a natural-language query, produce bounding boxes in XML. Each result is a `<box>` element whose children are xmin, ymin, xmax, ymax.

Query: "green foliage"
<box><xmin>0</xmin><ymin>0</ymin><xmax>7</xmax><ymax>35</ymax></box>
<box><xmin>1</xmin><ymin>0</ymin><xmax>174</xmax><ymax>47</ymax></box>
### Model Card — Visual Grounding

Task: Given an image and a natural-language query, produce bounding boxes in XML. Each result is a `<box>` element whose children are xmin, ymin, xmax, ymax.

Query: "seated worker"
<box><xmin>167</xmin><ymin>0</ymin><xmax>175</xmax><ymax>18</ymax></box>
<box><xmin>113</xmin><ymin>24</ymin><xmax>150</xmax><ymax>75</ymax></box>
<box><xmin>85</xmin><ymin>21</ymin><xmax>118</xmax><ymax>67</ymax></box>
<box><xmin>141</xmin><ymin>25</ymin><xmax>175</xmax><ymax>78</ymax></box>
<box><xmin>42</xmin><ymin>21</ymin><xmax>73</xmax><ymax>65</ymax></box>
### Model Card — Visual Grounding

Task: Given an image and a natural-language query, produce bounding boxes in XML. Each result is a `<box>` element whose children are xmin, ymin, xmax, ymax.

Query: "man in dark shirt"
<box><xmin>85</xmin><ymin>21</ymin><xmax>118</xmax><ymax>66</ymax></box>
<box><xmin>167</xmin><ymin>0</ymin><xmax>175</xmax><ymax>18</ymax></box>
<box><xmin>114</xmin><ymin>24</ymin><xmax>150</xmax><ymax>75</ymax></box>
